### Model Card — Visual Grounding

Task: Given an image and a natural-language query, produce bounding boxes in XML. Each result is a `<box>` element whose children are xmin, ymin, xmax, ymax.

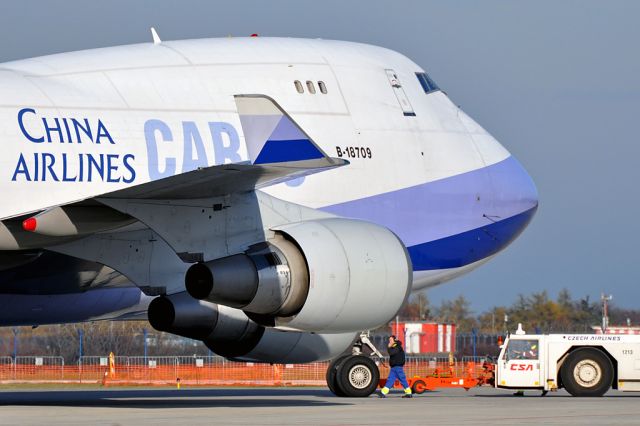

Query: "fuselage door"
<box><xmin>385</xmin><ymin>69</ymin><xmax>415</xmax><ymax>116</ymax></box>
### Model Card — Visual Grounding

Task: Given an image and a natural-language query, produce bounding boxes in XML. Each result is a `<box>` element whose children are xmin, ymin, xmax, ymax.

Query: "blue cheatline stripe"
<box><xmin>253</xmin><ymin>139</ymin><xmax>325</xmax><ymax>164</ymax></box>
<box><xmin>407</xmin><ymin>206</ymin><xmax>537</xmax><ymax>271</ymax></box>
<box><xmin>321</xmin><ymin>156</ymin><xmax>538</xmax><ymax>248</ymax></box>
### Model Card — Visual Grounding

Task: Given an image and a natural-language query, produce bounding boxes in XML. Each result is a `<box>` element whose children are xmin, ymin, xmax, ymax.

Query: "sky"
<box><xmin>0</xmin><ymin>1</ymin><xmax>638</xmax><ymax>314</ymax></box>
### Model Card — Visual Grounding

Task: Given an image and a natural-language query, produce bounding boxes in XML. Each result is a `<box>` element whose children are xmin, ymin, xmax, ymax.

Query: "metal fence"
<box><xmin>14</xmin><ymin>356</ymin><xmax>64</xmax><ymax>381</ymax></box>
<box><xmin>0</xmin><ymin>356</ymin><xmax>13</xmax><ymax>380</ymax></box>
<box><xmin>456</xmin><ymin>333</ymin><xmax>502</xmax><ymax>356</ymax></box>
<box><xmin>0</xmin><ymin>355</ymin><xmax>488</xmax><ymax>386</ymax></box>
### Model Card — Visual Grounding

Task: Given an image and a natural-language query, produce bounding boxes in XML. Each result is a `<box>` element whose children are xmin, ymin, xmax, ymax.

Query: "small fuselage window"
<box><xmin>416</xmin><ymin>72</ymin><xmax>440</xmax><ymax>94</ymax></box>
<box><xmin>318</xmin><ymin>81</ymin><xmax>328</xmax><ymax>94</ymax></box>
<box><xmin>306</xmin><ymin>81</ymin><xmax>316</xmax><ymax>94</ymax></box>
<box><xmin>294</xmin><ymin>80</ymin><xmax>304</xmax><ymax>93</ymax></box>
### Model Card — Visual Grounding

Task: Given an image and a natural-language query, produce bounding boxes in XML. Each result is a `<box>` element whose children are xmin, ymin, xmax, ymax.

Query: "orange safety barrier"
<box><xmin>0</xmin><ymin>355</ymin><xmax>493</xmax><ymax>387</ymax></box>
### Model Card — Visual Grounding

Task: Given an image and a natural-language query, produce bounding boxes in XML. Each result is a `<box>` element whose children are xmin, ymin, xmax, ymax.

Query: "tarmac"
<box><xmin>0</xmin><ymin>386</ymin><xmax>639</xmax><ymax>425</ymax></box>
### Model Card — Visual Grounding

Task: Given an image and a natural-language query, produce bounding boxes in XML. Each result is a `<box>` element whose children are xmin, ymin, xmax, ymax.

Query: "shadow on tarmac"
<box><xmin>472</xmin><ymin>392</ymin><xmax>640</xmax><ymax>398</ymax></box>
<box><xmin>0</xmin><ymin>388</ymin><xmax>352</xmax><ymax>409</ymax></box>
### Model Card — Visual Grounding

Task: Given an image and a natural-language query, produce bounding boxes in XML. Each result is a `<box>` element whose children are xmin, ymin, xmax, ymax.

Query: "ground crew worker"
<box><xmin>523</xmin><ymin>342</ymin><xmax>538</xmax><ymax>359</ymax></box>
<box><xmin>379</xmin><ymin>335</ymin><xmax>412</xmax><ymax>398</ymax></box>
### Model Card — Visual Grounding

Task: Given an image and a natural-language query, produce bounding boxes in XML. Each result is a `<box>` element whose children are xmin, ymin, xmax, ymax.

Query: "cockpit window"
<box><xmin>416</xmin><ymin>72</ymin><xmax>440</xmax><ymax>94</ymax></box>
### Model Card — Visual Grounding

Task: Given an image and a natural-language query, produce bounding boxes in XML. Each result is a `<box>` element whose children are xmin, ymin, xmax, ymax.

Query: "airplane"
<box><xmin>0</xmin><ymin>35</ymin><xmax>537</xmax><ymax>397</ymax></box>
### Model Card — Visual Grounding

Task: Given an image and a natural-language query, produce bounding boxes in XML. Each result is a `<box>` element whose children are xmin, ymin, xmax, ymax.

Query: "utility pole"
<box><xmin>471</xmin><ymin>328</ymin><xmax>477</xmax><ymax>359</ymax></box>
<box><xmin>78</xmin><ymin>329</ymin><xmax>84</xmax><ymax>360</ymax></box>
<box><xmin>601</xmin><ymin>293</ymin><xmax>613</xmax><ymax>333</ymax></box>
<box><xmin>143</xmin><ymin>328</ymin><xmax>148</xmax><ymax>362</ymax></box>
<box><xmin>12</xmin><ymin>328</ymin><xmax>18</xmax><ymax>361</ymax></box>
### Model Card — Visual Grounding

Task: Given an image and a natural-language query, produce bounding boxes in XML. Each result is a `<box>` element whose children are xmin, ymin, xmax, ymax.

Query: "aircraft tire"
<box><xmin>335</xmin><ymin>355</ymin><xmax>380</xmax><ymax>397</ymax></box>
<box><xmin>326</xmin><ymin>355</ymin><xmax>350</xmax><ymax>397</ymax></box>
<box><xmin>561</xmin><ymin>347</ymin><xmax>613</xmax><ymax>397</ymax></box>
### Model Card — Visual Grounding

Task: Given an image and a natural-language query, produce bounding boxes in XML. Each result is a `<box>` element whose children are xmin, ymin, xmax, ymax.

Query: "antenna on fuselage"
<box><xmin>150</xmin><ymin>27</ymin><xmax>162</xmax><ymax>44</ymax></box>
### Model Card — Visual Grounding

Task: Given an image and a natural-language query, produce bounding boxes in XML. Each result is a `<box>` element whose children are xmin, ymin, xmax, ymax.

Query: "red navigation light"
<box><xmin>22</xmin><ymin>217</ymin><xmax>37</xmax><ymax>232</ymax></box>
<box><xmin>250</xmin><ymin>33</ymin><xmax>259</xmax><ymax>37</ymax></box>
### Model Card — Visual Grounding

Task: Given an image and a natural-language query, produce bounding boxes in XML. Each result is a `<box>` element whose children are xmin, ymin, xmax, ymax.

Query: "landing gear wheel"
<box><xmin>335</xmin><ymin>355</ymin><xmax>380</xmax><ymax>397</ymax></box>
<box><xmin>411</xmin><ymin>379</ymin><xmax>427</xmax><ymax>394</ymax></box>
<box><xmin>326</xmin><ymin>355</ymin><xmax>350</xmax><ymax>397</ymax></box>
<box><xmin>560</xmin><ymin>348</ymin><xmax>613</xmax><ymax>397</ymax></box>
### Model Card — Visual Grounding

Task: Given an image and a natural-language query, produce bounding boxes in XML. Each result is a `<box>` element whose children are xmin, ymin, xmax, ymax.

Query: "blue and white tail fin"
<box><xmin>234</xmin><ymin>95</ymin><xmax>334</xmax><ymax>166</ymax></box>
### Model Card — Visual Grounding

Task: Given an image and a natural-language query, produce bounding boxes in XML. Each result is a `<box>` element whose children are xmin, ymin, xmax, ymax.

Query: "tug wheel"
<box><xmin>560</xmin><ymin>348</ymin><xmax>613</xmax><ymax>397</ymax></box>
<box><xmin>411</xmin><ymin>379</ymin><xmax>427</xmax><ymax>394</ymax></box>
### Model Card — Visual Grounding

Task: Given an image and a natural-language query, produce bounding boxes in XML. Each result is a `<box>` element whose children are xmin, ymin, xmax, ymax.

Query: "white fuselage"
<box><xmin>0</xmin><ymin>37</ymin><xmax>538</xmax><ymax>293</ymax></box>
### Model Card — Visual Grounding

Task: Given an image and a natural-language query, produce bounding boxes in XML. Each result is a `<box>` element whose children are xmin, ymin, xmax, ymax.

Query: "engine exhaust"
<box><xmin>185</xmin><ymin>235</ymin><xmax>308</xmax><ymax>317</ymax></box>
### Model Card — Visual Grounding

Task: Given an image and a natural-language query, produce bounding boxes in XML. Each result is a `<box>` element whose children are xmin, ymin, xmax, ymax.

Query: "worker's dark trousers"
<box><xmin>384</xmin><ymin>366</ymin><xmax>410</xmax><ymax>390</ymax></box>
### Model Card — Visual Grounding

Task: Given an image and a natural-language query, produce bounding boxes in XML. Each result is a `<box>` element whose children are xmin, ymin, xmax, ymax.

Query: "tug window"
<box><xmin>294</xmin><ymin>80</ymin><xmax>304</xmax><ymax>93</ymax></box>
<box><xmin>416</xmin><ymin>72</ymin><xmax>440</xmax><ymax>94</ymax></box>
<box><xmin>505</xmin><ymin>339</ymin><xmax>539</xmax><ymax>360</ymax></box>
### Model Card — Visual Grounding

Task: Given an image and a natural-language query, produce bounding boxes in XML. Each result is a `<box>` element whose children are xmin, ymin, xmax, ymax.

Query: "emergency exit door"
<box><xmin>385</xmin><ymin>69</ymin><xmax>415</xmax><ymax>116</ymax></box>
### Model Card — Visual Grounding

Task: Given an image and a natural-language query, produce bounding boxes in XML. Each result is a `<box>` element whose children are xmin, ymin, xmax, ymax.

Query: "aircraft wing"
<box><xmin>100</xmin><ymin>157</ymin><xmax>344</xmax><ymax>201</ymax></box>
<box><xmin>106</xmin><ymin>94</ymin><xmax>347</xmax><ymax>200</ymax></box>
<box><xmin>0</xmin><ymin>95</ymin><xmax>347</xmax><ymax>248</ymax></box>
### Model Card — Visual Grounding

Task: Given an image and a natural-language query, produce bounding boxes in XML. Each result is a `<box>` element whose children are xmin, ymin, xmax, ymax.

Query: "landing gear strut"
<box><xmin>326</xmin><ymin>332</ymin><xmax>383</xmax><ymax>397</ymax></box>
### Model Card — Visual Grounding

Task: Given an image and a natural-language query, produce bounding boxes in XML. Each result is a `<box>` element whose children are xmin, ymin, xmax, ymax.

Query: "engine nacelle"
<box><xmin>185</xmin><ymin>218</ymin><xmax>412</xmax><ymax>333</ymax></box>
<box><xmin>229</xmin><ymin>328</ymin><xmax>355</xmax><ymax>364</ymax></box>
<box><xmin>148</xmin><ymin>293</ymin><xmax>355</xmax><ymax>363</ymax></box>
<box><xmin>273</xmin><ymin>218</ymin><xmax>412</xmax><ymax>333</ymax></box>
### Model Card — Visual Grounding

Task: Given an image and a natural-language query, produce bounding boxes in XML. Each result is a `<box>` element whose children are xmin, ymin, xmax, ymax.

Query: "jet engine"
<box><xmin>185</xmin><ymin>218</ymin><xmax>412</xmax><ymax>333</ymax></box>
<box><xmin>147</xmin><ymin>292</ymin><xmax>355</xmax><ymax>363</ymax></box>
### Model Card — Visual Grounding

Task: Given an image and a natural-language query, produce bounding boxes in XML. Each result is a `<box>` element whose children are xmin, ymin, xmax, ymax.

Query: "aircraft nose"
<box><xmin>486</xmin><ymin>155</ymin><xmax>538</xmax><ymax>242</ymax></box>
<box><xmin>457</xmin><ymin>110</ymin><xmax>537</xmax><ymax>228</ymax></box>
<box><xmin>499</xmin><ymin>156</ymin><xmax>537</xmax><ymax>212</ymax></box>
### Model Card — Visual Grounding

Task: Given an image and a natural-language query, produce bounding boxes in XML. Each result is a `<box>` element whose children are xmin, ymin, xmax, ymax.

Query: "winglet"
<box><xmin>234</xmin><ymin>95</ymin><xmax>330</xmax><ymax>165</ymax></box>
<box><xmin>151</xmin><ymin>27</ymin><xmax>162</xmax><ymax>44</ymax></box>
